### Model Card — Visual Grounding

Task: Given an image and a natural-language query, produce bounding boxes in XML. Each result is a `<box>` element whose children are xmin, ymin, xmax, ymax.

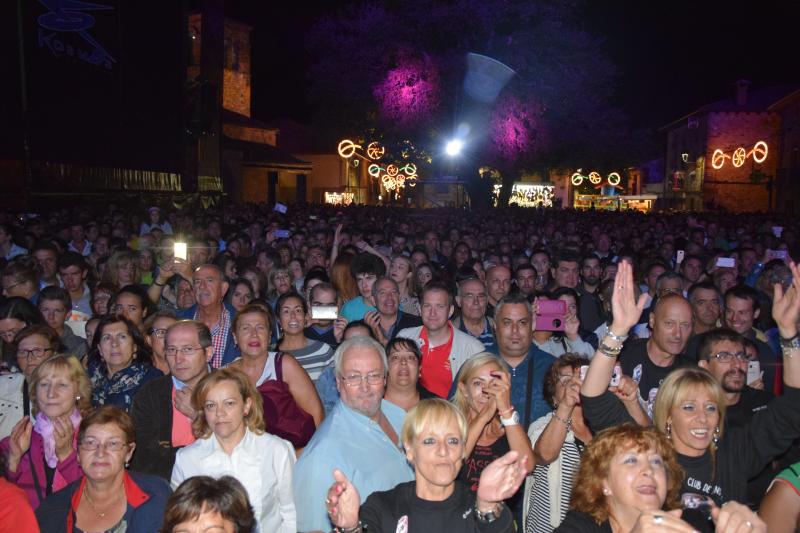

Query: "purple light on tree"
<box><xmin>373</xmin><ymin>58</ymin><xmax>440</xmax><ymax>127</ymax></box>
<box><xmin>489</xmin><ymin>95</ymin><xmax>546</xmax><ymax>162</ymax></box>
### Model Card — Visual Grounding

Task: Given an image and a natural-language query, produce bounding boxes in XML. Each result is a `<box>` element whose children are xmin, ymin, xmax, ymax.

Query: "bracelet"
<box><xmin>605</xmin><ymin>329</ymin><xmax>628</xmax><ymax>343</ymax></box>
<box><xmin>598</xmin><ymin>340</ymin><xmax>622</xmax><ymax>358</ymax></box>
<box><xmin>474</xmin><ymin>502</ymin><xmax>503</xmax><ymax>523</ymax></box>
<box><xmin>780</xmin><ymin>334</ymin><xmax>800</xmax><ymax>359</ymax></box>
<box><xmin>498</xmin><ymin>406</ymin><xmax>514</xmax><ymax>417</ymax></box>
<box><xmin>552</xmin><ymin>410</ymin><xmax>572</xmax><ymax>428</ymax></box>
<box><xmin>153</xmin><ymin>280</ymin><xmax>166</xmax><ymax>287</ymax></box>
<box><xmin>332</xmin><ymin>522</ymin><xmax>364</xmax><ymax>533</ymax></box>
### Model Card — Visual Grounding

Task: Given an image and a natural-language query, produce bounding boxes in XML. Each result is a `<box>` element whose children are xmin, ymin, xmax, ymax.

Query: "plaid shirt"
<box><xmin>194</xmin><ymin>306</ymin><xmax>231</xmax><ymax>368</ymax></box>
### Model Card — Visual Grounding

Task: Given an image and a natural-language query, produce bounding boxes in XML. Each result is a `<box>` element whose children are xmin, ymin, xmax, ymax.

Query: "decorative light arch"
<box><xmin>710</xmin><ymin>141</ymin><xmax>768</xmax><ymax>170</ymax></box>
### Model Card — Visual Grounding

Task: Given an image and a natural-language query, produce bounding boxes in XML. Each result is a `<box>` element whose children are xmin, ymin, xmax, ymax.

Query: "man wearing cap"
<box><xmin>140</xmin><ymin>206</ymin><xmax>174</xmax><ymax>235</ymax></box>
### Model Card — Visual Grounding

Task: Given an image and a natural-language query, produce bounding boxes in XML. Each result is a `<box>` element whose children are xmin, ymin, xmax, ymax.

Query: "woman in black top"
<box><xmin>325</xmin><ymin>398</ymin><xmax>528</xmax><ymax>533</ymax></box>
<box><xmin>580</xmin><ymin>261</ymin><xmax>800</xmax><ymax>513</ymax></box>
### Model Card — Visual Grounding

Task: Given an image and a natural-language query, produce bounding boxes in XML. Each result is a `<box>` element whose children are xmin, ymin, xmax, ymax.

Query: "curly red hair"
<box><xmin>570</xmin><ymin>424</ymin><xmax>684</xmax><ymax>524</ymax></box>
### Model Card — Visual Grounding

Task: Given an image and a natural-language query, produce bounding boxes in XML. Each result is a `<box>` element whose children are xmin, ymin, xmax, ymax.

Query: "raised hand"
<box><xmin>326</xmin><ymin>468</ymin><xmax>361</xmax><ymax>529</ymax></box>
<box><xmin>772</xmin><ymin>260</ymin><xmax>800</xmax><ymax>338</ymax></box>
<box><xmin>333</xmin><ymin>316</ymin><xmax>348</xmax><ymax>343</ymax></box>
<box><xmin>477</xmin><ymin>395</ymin><xmax>498</xmax><ymax>424</ymax></box>
<box><xmin>476</xmin><ymin>450</ymin><xmax>528</xmax><ymax>506</ymax></box>
<box><xmin>559</xmin><ymin>375</ymin><xmax>581</xmax><ymax>410</ymax></box>
<box><xmin>52</xmin><ymin>416</ymin><xmax>75</xmax><ymax>461</ymax></box>
<box><xmin>610</xmin><ymin>375</ymin><xmax>640</xmax><ymax>404</ymax></box>
<box><xmin>7</xmin><ymin>417</ymin><xmax>33</xmax><ymax>471</ymax></box>
<box><xmin>484</xmin><ymin>371</ymin><xmax>512</xmax><ymax>414</ymax></box>
<box><xmin>333</xmin><ymin>223</ymin><xmax>343</xmax><ymax>245</ymax></box>
<box><xmin>564</xmin><ymin>311</ymin><xmax>580</xmax><ymax>340</ymax></box>
<box><xmin>609</xmin><ymin>260</ymin><xmax>648</xmax><ymax>335</ymax></box>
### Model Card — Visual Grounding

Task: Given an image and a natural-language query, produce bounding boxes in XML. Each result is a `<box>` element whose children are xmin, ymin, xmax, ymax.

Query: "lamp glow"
<box><xmin>445</xmin><ymin>139</ymin><xmax>464</xmax><ymax>157</ymax></box>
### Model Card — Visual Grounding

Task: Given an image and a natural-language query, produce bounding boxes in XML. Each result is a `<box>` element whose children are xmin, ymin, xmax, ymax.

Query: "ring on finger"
<box><xmin>745</xmin><ymin>521</ymin><xmax>753</xmax><ymax>529</ymax></box>
<box><xmin>652</xmin><ymin>514</ymin><xmax>664</xmax><ymax>525</ymax></box>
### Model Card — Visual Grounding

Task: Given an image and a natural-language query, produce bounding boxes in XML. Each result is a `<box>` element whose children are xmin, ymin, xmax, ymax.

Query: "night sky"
<box><xmin>226</xmin><ymin>0</ymin><xmax>800</xmax><ymax>131</ymax></box>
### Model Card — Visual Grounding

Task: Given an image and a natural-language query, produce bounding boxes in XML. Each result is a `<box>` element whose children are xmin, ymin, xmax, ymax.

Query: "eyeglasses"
<box><xmin>339</xmin><ymin>372</ymin><xmax>385</xmax><ymax>387</ymax></box>
<box><xmin>16</xmin><ymin>347</ymin><xmax>54</xmax><ymax>360</ymax></box>
<box><xmin>78</xmin><ymin>439</ymin><xmax>128</xmax><ymax>452</ymax></box>
<box><xmin>165</xmin><ymin>346</ymin><xmax>203</xmax><ymax>357</ymax></box>
<box><xmin>149</xmin><ymin>328</ymin><xmax>167</xmax><ymax>338</ymax></box>
<box><xmin>710</xmin><ymin>351</ymin><xmax>748</xmax><ymax>363</ymax></box>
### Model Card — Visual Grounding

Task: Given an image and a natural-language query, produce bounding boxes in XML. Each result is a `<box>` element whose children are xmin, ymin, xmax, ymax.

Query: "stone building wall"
<box><xmin>703</xmin><ymin>112</ymin><xmax>780</xmax><ymax>212</ymax></box>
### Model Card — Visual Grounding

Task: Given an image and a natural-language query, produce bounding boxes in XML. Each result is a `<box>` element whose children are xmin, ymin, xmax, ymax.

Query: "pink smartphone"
<box><xmin>535</xmin><ymin>300</ymin><xmax>567</xmax><ymax>331</ymax></box>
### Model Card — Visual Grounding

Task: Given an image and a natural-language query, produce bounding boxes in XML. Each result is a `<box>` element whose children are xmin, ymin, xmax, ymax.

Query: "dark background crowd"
<box><xmin>0</xmin><ymin>201</ymin><xmax>798</xmax><ymax>533</ymax></box>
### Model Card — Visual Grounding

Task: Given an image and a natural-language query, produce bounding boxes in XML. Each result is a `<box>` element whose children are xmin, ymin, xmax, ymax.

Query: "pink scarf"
<box><xmin>33</xmin><ymin>409</ymin><xmax>81</xmax><ymax>468</ymax></box>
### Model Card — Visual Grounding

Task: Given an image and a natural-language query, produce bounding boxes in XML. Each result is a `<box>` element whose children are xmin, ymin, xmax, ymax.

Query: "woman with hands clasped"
<box><xmin>0</xmin><ymin>354</ymin><xmax>91</xmax><ymax>508</ymax></box>
<box><xmin>325</xmin><ymin>399</ymin><xmax>528</xmax><ymax>533</ymax></box>
<box><xmin>452</xmin><ymin>354</ymin><xmax>535</xmax><ymax>501</ymax></box>
<box><xmin>579</xmin><ymin>260</ymin><xmax>800</xmax><ymax>531</ymax></box>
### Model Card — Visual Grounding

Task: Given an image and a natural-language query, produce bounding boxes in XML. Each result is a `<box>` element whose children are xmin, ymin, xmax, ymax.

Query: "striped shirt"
<box><xmin>525</xmin><ymin>439</ymin><xmax>581</xmax><ymax>533</ymax></box>
<box><xmin>282</xmin><ymin>338</ymin><xmax>334</xmax><ymax>382</ymax></box>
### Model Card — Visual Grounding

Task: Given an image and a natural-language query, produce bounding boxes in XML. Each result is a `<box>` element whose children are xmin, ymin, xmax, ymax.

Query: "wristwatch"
<box><xmin>499</xmin><ymin>410</ymin><xmax>520</xmax><ymax>427</ymax></box>
<box><xmin>780</xmin><ymin>333</ymin><xmax>800</xmax><ymax>357</ymax></box>
<box><xmin>475</xmin><ymin>502</ymin><xmax>504</xmax><ymax>523</ymax></box>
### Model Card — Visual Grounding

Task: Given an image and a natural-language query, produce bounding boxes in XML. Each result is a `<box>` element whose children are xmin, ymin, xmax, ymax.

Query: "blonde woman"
<box><xmin>581</xmin><ymin>259</ymin><xmax>800</xmax><ymax>510</ymax></box>
<box><xmin>452</xmin><ymin>353</ymin><xmax>535</xmax><ymax>500</ymax></box>
<box><xmin>0</xmin><ymin>354</ymin><xmax>91</xmax><ymax>508</ymax></box>
<box><xmin>171</xmin><ymin>367</ymin><xmax>296</xmax><ymax>533</ymax></box>
<box><xmin>102</xmin><ymin>250</ymin><xmax>141</xmax><ymax>289</ymax></box>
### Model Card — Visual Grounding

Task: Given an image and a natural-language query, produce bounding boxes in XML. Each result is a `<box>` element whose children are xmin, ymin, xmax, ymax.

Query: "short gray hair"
<box><xmin>333</xmin><ymin>336</ymin><xmax>388</xmax><ymax>376</ymax></box>
<box><xmin>457</xmin><ymin>277</ymin><xmax>486</xmax><ymax>298</ymax></box>
<box><xmin>493</xmin><ymin>293</ymin><xmax>532</xmax><ymax>321</ymax></box>
<box><xmin>371</xmin><ymin>276</ymin><xmax>399</xmax><ymax>296</ymax></box>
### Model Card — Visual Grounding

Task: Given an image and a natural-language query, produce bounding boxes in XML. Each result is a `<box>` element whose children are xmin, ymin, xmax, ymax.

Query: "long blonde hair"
<box><xmin>653</xmin><ymin>367</ymin><xmax>726</xmax><ymax>453</ymax></box>
<box><xmin>451</xmin><ymin>353</ymin><xmax>509</xmax><ymax>420</ymax></box>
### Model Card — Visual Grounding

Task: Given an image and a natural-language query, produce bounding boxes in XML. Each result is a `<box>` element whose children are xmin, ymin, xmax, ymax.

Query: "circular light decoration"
<box><xmin>402</xmin><ymin>163</ymin><xmax>417</xmax><ymax>175</ymax></box>
<box><xmin>368</xmin><ymin>164</ymin><xmax>382</xmax><ymax>177</ymax></box>
<box><xmin>732</xmin><ymin>147</ymin><xmax>746</xmax><ymax>168</ymax></box>
<box><xmin>366</xmin><ymin>142</ymin><xmax>385</xmax><ymax>160</ymax></box>
<box><xmin>751</xmin><ymin>141</ymin><xmax>768</xmax><ymax>163</ymax></box>
<box><xmin>607</xmin><ymin>172</ymin><xmax>621</xmax><ymax>186</ymax></box>
<box><xmin>711</xmin><ymin>149</ymin><xmax>726</xmax><ymax>170</ymax></box>
<box><xmin>589</xmin><ymin>172</ymin><xmax>602</xmax><ymax>184</ymax></box>
<box><xmin>571</xmin><ymin>172</ymin><xmax>584</xmax><ymax>186</ymax></box>
<box><xmin>338</xmin><ymin>139</ymin><xmax>360</xmax><ymax>159</ymax></box>
<box><xmin>386</xmin><ymin>164</ymin><xmax>399</xmax><ymax>176</ymax></box>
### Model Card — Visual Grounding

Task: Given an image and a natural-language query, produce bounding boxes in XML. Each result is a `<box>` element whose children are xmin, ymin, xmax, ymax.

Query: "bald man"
<box><xmin>618</xmin><ymin>293</ymin><xmax>694</xmax><ymax>415</ymax></box>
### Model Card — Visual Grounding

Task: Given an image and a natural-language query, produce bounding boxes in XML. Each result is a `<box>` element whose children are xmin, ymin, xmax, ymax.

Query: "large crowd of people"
<box><xmin>0</xmin><ymin>202</ymin><xmax>798</xmax><ymax>532</ymax></box>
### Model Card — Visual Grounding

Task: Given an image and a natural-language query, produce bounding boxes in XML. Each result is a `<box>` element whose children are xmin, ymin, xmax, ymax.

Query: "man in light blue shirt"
<box><xmin>293</xmin><ymin>336</ymin><xmax>413</xmax><ymax>532</ymax></box>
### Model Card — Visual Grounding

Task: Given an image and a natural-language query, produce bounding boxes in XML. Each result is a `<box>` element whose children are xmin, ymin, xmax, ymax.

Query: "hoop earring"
<box><xmin>665</xmin><ymin>422</ymin><xmax>672</xmax><ymax>440</ymax></box>
<box><xmin>713</xmin><ymin>426</ymin><xmax>720</xmax><ymax>445</ymax></box>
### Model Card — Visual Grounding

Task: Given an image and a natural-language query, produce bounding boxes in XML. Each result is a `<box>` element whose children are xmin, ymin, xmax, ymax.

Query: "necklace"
<box><xmin>83</xmin><ymin>486</ymin><xmax>121</xmax><ymax>519</ymax></box>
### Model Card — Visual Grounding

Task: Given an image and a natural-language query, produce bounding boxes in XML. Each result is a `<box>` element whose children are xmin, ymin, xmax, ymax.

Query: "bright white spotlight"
<box><xmin>445</xmin><ymin>139</ymin><xmax>464</xmax><ymax>157</ymax></box>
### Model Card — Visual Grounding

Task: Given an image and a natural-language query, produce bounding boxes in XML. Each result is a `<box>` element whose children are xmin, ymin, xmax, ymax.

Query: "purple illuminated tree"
<box><xmin>373</xmin><ymin>56</ymin><xmax>441</xmax><ymax>128</ymax></box>
<box><xmin>307</xmin><ymin>0</ymin><xmax>649</xmax><ymax>206</ymax></box>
